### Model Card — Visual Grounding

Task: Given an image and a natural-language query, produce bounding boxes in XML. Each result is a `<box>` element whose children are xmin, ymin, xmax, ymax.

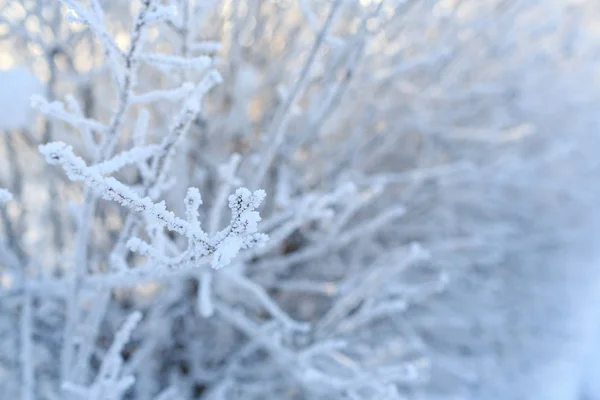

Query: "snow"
<box><xmin>0</xmin><ymin>68</ymin><xmax>42</xmax><ymax>131</ymax></box>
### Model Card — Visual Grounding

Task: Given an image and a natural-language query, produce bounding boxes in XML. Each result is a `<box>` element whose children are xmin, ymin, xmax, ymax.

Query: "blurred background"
<box><xmin>1</xmin><ymin>0</ymin><xmax>600</xmax><ymax>399</ymax></box>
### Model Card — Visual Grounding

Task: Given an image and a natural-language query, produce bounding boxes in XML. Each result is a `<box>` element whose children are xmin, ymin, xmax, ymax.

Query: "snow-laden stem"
<box><xmin>251</xmin><ymin>0</ymin><xmax>344</xmax><ymax>188</ymax></box>
<box><xmin>100</xmin><ymin>0</ymin><xmax>153</xmax><ymax>158</ymax></box>
<box><xmin>20</xmin><ymin>291</ymin><xmax>34</xmax><ymax>400</ymax></box>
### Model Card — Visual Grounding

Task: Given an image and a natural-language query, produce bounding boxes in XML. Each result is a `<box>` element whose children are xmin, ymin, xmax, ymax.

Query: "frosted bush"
<box><xmin>0</xmin><ymin>1</ymin><xmax>600</xmax><ymax>400</ymax></box>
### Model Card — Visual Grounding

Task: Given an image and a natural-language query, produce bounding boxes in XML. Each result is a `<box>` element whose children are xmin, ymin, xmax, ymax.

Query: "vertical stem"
<box><xmin>100</xmin><ymin>0</ymin><xmax>153</xmax><ymax>159</ymax></box>
<box><xmin>61</xmin><ymin>189</ymin><xmax>96</xmax><ymax>382</ymax></box>
<box><xmin>20</xmin><ymin>291</ymin><xmax>34</xmax><ymax>400</ymax></box>
<box><xmin>250</xmin><ymin>0</ymin><xmax>343</xmax><ymax>189</ymax></box>
<box><xmin>45</xmin><ymin>44</ymin><xmax>66</xmax><ymax>256</ymax></box>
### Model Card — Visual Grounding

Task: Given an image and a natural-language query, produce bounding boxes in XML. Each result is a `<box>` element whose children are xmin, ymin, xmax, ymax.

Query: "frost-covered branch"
<box><xmin>39</xmin><ymin>142</ymin><xmax>268</xmax><ymax>269</ymax></box>
<box><xmin>63</xmin><ymin>311</ymin><xmax>142</xmax><ymax>400</ymax></box>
